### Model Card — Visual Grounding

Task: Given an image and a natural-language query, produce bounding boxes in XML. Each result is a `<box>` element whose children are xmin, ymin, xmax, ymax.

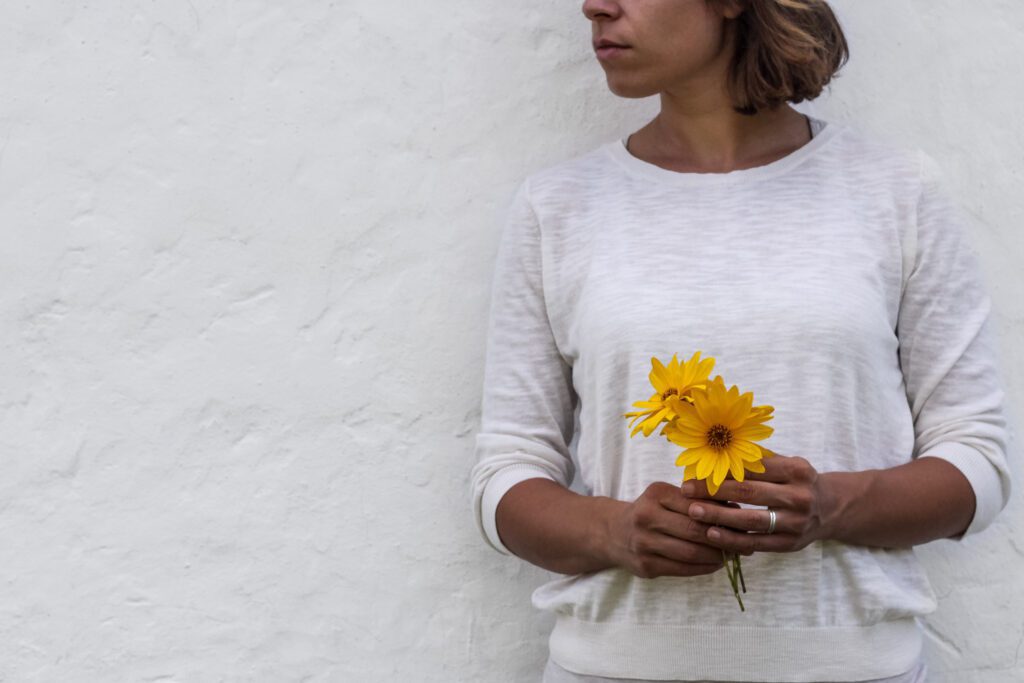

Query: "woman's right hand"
<box><xmin>607</xmin><ymin>481</ymin><xmax>751</xmax><ymax>579</ymax></box>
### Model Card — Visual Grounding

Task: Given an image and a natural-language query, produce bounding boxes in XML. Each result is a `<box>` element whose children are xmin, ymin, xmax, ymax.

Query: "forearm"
<box><xmin>821</xmin><ymin>456</ymin><xmax>976</xmax><ymax>548</ymax></box>
<box><xmin>495</xmin><ymin>478</ymin><xmax>625</xmax><ymax>575</ymax></box>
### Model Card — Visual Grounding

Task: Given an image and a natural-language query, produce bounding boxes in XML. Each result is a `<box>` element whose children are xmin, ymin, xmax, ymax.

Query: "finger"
<box><xmin>738</xmin><ymin>457</ymin><xmax>789</xmax><ymax>482</ymax></box>
<box><xmin>683</xmin><ymin>477</ymin><xmax>800</xmax><ymax>509</ymax></box>
<box><xmin>702</xmin><ymin>525</ymin><xmax>800</xmax><ymax>554</ymax></box>
<box><xmin>680</xmin><ymin>478</ymin><xmax>720</xmax><ymax>500</ymax></box>
<box><xmin>648</xmin><ymin>501</ymin><xmax>755</xmax><ymax>556</ymax></box>
<box><xmin>658</xmin><ymin>486</ymin><xmax>734</xmax><ymax>517</ymax></box>
<box><xmin>649</xmin><ymin>501</ymin><xmax>714</xmax><ymax>541</ymax></box>
<box><xmin>687</xmin><ymin>501</ymin><xmax>795</xmax><ymax>534</ymax></box>
<box><xmin>649</xmin><ymin>535</ymin><xmax>735</xmax><ymax>565</ymax></box>
<box><xmin>639</xmin><ymin>554</ymin><xmax>725</xmax><ymax>578</ymax></box>
<box><xmin>743</xmin><ymin>452</ymin><xmax>811</xmax><ymax>483</ymax></box>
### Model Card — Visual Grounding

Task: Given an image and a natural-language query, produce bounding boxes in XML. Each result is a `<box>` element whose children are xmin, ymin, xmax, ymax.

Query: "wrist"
<box><xmin>817</xmin><ymin>470</ymin><xmax>872</xmax><ymax>543</ymax></box>
<box><xmin>595</xmin><ymin>496</ymin><xmax>628</xmax><ymax>570</ymax></box>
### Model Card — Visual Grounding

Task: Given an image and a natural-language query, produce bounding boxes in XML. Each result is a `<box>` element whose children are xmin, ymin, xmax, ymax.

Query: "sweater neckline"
<box><xmin>604</xmin><ymin>115</ymin><xmax>841</xmax><ymax>187</ymax></box>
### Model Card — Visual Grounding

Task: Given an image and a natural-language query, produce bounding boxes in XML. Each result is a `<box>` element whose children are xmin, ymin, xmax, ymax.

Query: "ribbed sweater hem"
<box><xmin>548</xmin><ymin>613</ymin><xmax>923</xmax><ymax>682</ymax></box>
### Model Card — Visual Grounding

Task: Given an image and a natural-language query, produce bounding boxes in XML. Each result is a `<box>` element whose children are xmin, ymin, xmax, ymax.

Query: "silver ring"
<box><xmin>766</xmin><ymin>508</ymin><xmax>777</xmax><ymax>535</ymax></box>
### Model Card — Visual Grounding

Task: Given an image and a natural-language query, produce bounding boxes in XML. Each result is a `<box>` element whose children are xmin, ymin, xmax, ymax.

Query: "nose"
<box><xmin>582</xmin><ymin>0</ymin><xmax>620</xmax><ymax>21</ymax></box>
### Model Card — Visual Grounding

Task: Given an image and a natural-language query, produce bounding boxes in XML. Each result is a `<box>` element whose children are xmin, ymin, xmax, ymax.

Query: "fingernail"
<box><xmin>690</xmin><ymin>505</ymin><xmax>704</xmax><ymax>519</ymax></box>
<box><xmin>682</xmin><ymin>483</ymin><xmax>695</xmax><ymax>495</ymax></box>
<box><xmin>708</xmin><ymin>528</ymin><xmax>720</xmax><ymax>540</ymax></box>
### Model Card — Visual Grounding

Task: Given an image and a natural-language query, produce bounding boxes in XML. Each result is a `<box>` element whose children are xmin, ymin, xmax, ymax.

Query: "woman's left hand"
<box><xmin>680</xmin><ymin>453</ymin><xmax>838</xmax><ymax>553</ymax></box>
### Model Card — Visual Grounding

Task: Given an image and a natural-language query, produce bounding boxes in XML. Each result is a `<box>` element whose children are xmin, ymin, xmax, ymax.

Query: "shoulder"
<box><xmin>827</xmin><ymin>120</ymin><xmax>929</xmax><ymax>186</ymax></box>
<box><xmin>840</xmin><ymin>122</ymin><xmax>955</xmax><ymax>207</ymax></box>
<box><xmin>517</xmin><ymin>140</ymin><xmax>621</xmax><ymax>215</ymax></box>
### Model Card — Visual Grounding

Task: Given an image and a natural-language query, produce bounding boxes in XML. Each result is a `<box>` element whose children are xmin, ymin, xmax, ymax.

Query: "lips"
<box><xmin>594</xmin><ymin>40</ymin><xmax>630</xmax><ymax>61</ymax></box>
<box><xmin>594</xmin><ymin>39</ymin><xmax>629</xmax><ymax>49</ymax></box>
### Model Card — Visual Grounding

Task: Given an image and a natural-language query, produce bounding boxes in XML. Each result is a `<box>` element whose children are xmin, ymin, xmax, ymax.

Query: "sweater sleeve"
<box><xmin>897</xmin><ymin>149</ymin><xmax>1013</xmax><ymax>540</ymax></box>
<box><xmin>469</xmin><ymin>177</ymin><xmax>578</xmax><ymax>556</ymax></box>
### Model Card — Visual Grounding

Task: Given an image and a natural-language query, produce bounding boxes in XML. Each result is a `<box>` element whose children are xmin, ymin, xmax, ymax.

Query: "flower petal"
<box><xmin>649</xmin><ymin>357</ymin><xmax>671</xmax><ymax>394</ymax></box>
<box><xmin>674</xmin><ymin>403</ymin><xmax>705</xmax><ymax>429</ymax></box>
<box><xmin>676</xmin><ymin>447</ymin><xmax>710</xmax><ymax>467</ymax></box>
<box><xmin>667</xmin><ymin>430</ymin><xmax>707</xmax><ymax>448</ymax></box>
<box><xmin>713</xmin><ymin>452</ymin><xmax>730</xmax><ymax>486</ymax></box>
<box><xmin>721</xmin><ymin>395</ymin><xmax>748</xmax><ymax>429</ymax></box>
<box><xmin>728</xmin><ymin>453</ymin><xmax>746</xmax><ymax>482</ymax></box>
<box><xmin>733</xmin><ymin>423</ymin><xmax>774</xmax><ymax>441</ymax></box>
<box><xmin>691</xmin><ymin>354</ymin><xmax>715</xmax><ymax>384</ymax></box>
<box><xmin>696</xmin><ymin>451</ymin><xmax>716</xmax><ymax>479</ymax></box>
<box><xmin>692</xmin><ymin>392</ymin><xmax>717</xmax><ymax>426</ymax></box>
<box><xmin>745</xmin><ymin>459</ymin><xmax>766</xmax><ymax>474</ymax></box>
<box><xmin>707</xmin><ymin>476</ymin><xmax>721</xmax><ymax>496</ymax></box>
<box><xmin>731</xmin><ymin>439</ymin><xmax>763</xmax><ymax>460</ymax></box>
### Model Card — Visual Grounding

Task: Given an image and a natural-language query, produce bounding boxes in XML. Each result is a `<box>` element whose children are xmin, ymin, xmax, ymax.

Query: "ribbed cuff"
<box><xmin>481</xmin><ymin>464</ymin><xmax>557</xmax><ymax>555</ymax></box>
<box><xmin>550</xmin><ymin>614</ymin><xmax>922</xmax><ymax>682</ymax></box>
<box><xmin>918</xmin><ymin>442</ymin><xmax>1006</xmax><ymax>539</ymax></box>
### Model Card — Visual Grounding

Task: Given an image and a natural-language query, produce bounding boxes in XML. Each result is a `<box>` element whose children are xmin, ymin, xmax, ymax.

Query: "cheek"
<box><xmin>651</xmin><ymin>19</ymin><xmax>727</xmax><ymax>76</ymax></box>
<box><xmin>622</xmin><ymin>0</ymin><xmax>730</xmax><ymax>83</ymax></box>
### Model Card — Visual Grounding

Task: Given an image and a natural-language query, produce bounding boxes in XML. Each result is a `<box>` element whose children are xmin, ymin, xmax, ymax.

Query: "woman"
<box><xmin>470</xmin><ymin>1</ymin><xmax>1012</xmax><ymax>681</ymax></box>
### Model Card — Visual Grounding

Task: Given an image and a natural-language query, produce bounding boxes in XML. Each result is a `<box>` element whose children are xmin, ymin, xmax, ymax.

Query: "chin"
<box><xmin>605</xmin><ymin>77</ymin><xmax>660</xmax><ymax>99</ymax></box>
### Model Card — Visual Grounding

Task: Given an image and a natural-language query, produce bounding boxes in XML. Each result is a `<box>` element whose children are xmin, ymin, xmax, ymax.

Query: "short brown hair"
<box><xmin>708</xmin><ymin>0</ymin><xmax>849</xmax><ymax>115</ymax></box>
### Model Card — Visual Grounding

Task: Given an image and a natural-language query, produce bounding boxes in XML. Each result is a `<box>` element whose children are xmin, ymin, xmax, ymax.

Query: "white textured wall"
<box><xmin>0</xmin><ymin>1</ymin><xmax>1021</xmax><ymax>681</ymax></box>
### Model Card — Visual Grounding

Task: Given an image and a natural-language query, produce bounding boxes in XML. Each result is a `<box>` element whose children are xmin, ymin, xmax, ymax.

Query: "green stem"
<box><xmin>722</xmin><ymin>550</ymin><xmax>745</xmax><ymax>611</ymax></box>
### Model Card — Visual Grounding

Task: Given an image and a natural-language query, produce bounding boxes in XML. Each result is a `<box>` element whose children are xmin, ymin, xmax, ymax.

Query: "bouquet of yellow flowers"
<box><xmin>622</xmin><ymin>350</ymin><xmax>776</xmax><ymax>611</ymax></box>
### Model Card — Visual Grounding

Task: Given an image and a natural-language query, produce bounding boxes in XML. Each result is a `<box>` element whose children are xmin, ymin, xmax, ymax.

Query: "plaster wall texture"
<box><xmin>0</xmin><ymin>1</ymin><xmax>1021</xmax><ymax>681</ymax></box>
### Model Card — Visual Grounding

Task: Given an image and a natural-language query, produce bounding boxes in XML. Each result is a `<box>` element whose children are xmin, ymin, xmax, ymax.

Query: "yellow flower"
<box><xmin>663</xmin><ymin>375</ymin><xmax>775</xmax><ymax>495</ymax></box>
<box><xmin>622</xmin><ymin>351</ymin><xmax>715</xmax><ymax>438</ymax></box>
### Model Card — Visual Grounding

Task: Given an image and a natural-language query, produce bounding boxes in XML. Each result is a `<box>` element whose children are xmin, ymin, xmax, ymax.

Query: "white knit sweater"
<box><xmin>469</xmin><ymin>115</ymin><xmax>1013</xmax><ymax>682</ymax></box>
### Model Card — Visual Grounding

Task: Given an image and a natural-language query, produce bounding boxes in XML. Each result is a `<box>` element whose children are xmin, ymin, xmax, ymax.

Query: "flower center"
<box><xmin>706</xmin><ymin>424</ymin><xmax>732</xmax><ymax>450</ymax></box>
<box><xmin>661</xmin><ymin>388</ymin><xmax>678</xmax><ymax>400</ymax></box>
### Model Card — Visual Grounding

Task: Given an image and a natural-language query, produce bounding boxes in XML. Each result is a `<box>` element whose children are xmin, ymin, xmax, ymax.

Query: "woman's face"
<box><xmin>581</xmin><ymin>0</ymin><xmax>743</xmax><ymax>99</ymax></box>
